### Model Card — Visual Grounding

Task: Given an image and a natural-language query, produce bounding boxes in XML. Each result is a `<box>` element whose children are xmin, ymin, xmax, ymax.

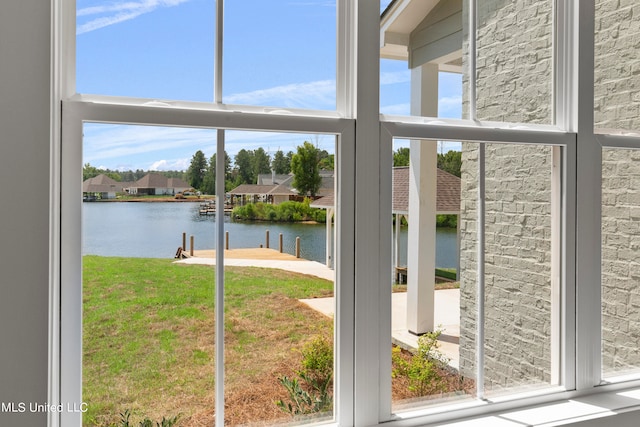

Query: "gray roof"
<box><xmin>392</xmin><ymin>167</ymin><xmax>460</xmax><ymax>214</ymax></box>
<box><xmin>167</xmin><ymin>177</ymin><xmax>190</xmax><ymax>188</ymax></box>
<box><xmin>257</xmin><ymin>174</ymin><xmax>292</xmax><ymax>186</ymax></box>
<box><xmin>229</xmin><ymin>183</ymin><xmax>298</xmax><ymax>197</ymax></box>
<box><xmin>133</xmin><ymin>173</ymin><xmax>169</xmax><ymax>188</ymax></box>
<box><xmin>312</xmin><ymin>167</ymin><xmax>461</xmax><ymax>214</ymax></box>
<box><xmin>83</xmin><ymin>174</ymin><xmax>125</xmax><ymax>193</ymax></box>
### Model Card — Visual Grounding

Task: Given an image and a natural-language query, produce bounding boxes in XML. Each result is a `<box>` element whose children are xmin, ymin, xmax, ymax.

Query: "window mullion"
<box><xmin>468</xmin><ymin>0</ymin><xmax>477</xmax><ymax>121</ymax></box>
<box><xmin>214</xmin><ymin>129</ymin><xmax>225</xmax><ymax>427</ymax></box>
<box><xmin>476</xmin><ymin>143</ymin><xmax>486</xmax><ymax>399</ymax></box>
<box><xmin>353</xmin><ymin>0</ymin><xmax>384</xmax><ymax>425</ymax></box>
<box><xmin>214</xmin><ymin>0</ymin><xmax>223</xmax><ymax>104</ymax></box>
<box><xmin>574</xmin><ymin>0</ymin><xmax>601</xmax><ymax>390</ymax></box>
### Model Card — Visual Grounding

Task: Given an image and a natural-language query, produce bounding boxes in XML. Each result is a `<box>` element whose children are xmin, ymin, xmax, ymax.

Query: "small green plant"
<box><xmin>392</xmin><ymin>330</ymin><xmax>449</xmax><ymax>396</ymax></box>
<box><xmin>276</xmin><ymin>336</ymin><xmax>333</xmax><ymax>415</ymax></box>
<box><xmin>118</xmin><ymin>409</ymin><xmax>132</xmax><ymax>427</ymax></box>
<box><xmin>111</xmin><ymin>409</ymin><xmax>179</xmax><ymax>427</ymax></box>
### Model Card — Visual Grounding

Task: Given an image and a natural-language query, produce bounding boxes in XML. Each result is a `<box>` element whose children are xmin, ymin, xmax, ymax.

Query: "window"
<box><xmin>52</xmin><ymin>1</ymin><xmax>640</xmax><ymax>427</ymax></box>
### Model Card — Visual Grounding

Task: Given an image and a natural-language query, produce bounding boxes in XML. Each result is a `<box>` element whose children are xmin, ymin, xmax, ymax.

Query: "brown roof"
<box><xmin>133</xmin><ymin>173</ymin><xmax>168</xmax><ymax>188</ymax></box>
<box><xmin>167</xmin><ymin>177</ymin><xmax>190</xmax><ymax>188</ymax></box>
<box><xmin>310</xmin><ymin>192</ymin><xmax>334</xmax><ymax>208</ymax></box>
<box><xmin>83</xmin><ymin>174</ymin><xmax>125</xmax><ymax>193</ymax></box>
<box><xmin>393</xmin><ymin>167</ymin><xmax>460</xmax><ymax>214</ymax></box>
<box><xmin>228</xmin><ymin>184</ymin><xmax>279</xmax><ymax>195</ymax></box>
<box><xmin>311</xmin><ymin>167</ymin><xmax>460</xmax><ymax>214</ymax></box>
<box><xmin>435</xmin><ymin>168</ymin><xmax>461</xmax><ymax>213</ymax></box>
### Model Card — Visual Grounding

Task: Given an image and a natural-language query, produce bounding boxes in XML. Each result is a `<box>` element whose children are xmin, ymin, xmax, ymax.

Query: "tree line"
<box><xmin>187</xmin><ymin>142</ymin><xmax>333</xmax><ymax>196</ymax></box>
<box><xmin>84</xmin><ymin>145</ymin><xmax>459</xmax><ymax>199</ymax></box>
<box><xmin>82</xmin><ymin>164</ymin><xmax>185</xmax><ymax>183</ymax></box>
<box><xmin>84</xmin><ymin>141</ymin><xmax>334</xmax><ymax>197</ymax></box>
<box><xmin>393</xmin><ymin>147</ymin><xmax>462</xmax><ymax>177</ymax></box>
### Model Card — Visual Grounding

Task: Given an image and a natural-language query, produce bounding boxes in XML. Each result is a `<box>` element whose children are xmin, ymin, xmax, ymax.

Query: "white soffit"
<box><xmin>380</xmin><ymin>0</ymin><xmax>440</xmax><ymax>60</ymax></box>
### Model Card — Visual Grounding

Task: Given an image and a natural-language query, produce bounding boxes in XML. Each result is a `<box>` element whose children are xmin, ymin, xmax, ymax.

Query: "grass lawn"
<box><xmin>82</xmin><ymin>256</ymin><xmax>333</xmax><ymax>426</ymax></box>
<box><xmin>83</xmin><ymin>257</ymin><xmax>470</xmax><ymax>426</ymax></box>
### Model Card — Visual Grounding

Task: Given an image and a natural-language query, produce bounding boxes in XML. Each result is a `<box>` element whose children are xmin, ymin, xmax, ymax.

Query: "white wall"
<box><xmin>0</xmin><ymin>1</ymin><xmax>51</xmax><ymax>425</ymax></box>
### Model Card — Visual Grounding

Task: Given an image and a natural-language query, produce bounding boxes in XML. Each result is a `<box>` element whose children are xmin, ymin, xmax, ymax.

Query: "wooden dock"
<box><xmin>191</xmin><ymin>248</ymin><xmax>304</xmax><ymax>261</ymax></box>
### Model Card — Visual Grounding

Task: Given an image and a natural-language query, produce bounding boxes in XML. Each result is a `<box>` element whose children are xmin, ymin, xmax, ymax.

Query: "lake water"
<box><xmin>82</xmin><ymin>202</ymin><xmax>457</xmax><ymax>268</ymax></box>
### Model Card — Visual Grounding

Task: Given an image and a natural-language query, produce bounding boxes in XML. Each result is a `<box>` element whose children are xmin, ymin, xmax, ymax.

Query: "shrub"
<box><xmin>277</xmin><ymin>336</ymin><xmax>333</xmax><ymax>415</ymax></box>
<box><xmin>232</xmin><ymin>201</ymin><xmax>326</xmax><ymax>223</ymax></box>
<box><xmin>436</xmin><ymin>214</ymin><xmax>457</xmax><ymax>228</ymax></box>
<box><xmin>111</xmin><ymin>409</ymin><xmax>179</xmax><ymax>427</ymax></box>
<box><xmin>392</xmin><ymin>330</ymin><xmax>449</xmax><ymax>396</ymax></box>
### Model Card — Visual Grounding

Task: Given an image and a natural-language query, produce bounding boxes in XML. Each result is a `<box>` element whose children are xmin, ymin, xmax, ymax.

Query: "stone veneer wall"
<box><xmin>459</xmin><ymin>0</ymin><xmax>640</xmax><ymax>387</ymax></box>
<box><xmin>597</xmin><ymin>0</ymin><xmax>640</xmax><ymax>376</ymax></box>
<box><xmin>458</xmin><ymin>0</ymin><xmax>555</xmax><ymax>392</ymax></box>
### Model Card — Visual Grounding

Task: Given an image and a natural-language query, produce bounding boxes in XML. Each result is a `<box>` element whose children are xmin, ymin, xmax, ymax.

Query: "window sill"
<box><xmin>428</xmin><ymin>387</ymin><xmax>640</xmax><ymax>427</ymax></box>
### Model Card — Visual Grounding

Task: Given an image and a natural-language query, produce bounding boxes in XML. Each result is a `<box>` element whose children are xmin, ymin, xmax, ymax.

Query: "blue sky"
<box><xmin>78</xmin><ymin>0</ymin><xmax>461</xmax><ymax>171</ymax></box>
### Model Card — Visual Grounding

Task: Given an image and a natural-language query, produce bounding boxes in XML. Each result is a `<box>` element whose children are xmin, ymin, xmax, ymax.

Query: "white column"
<box><xmin>406</xmin><ymin>64</ymin><xmax>438</xmax><ymax>334</ymax></box>
<box><xmin>326</xmin><ymin>207</ymin><xmax>334</xmax><ymax>268</ymax></box>
<box><xmin>394</xmin><ymin>214</ymin><xmax>401</xmax><ymax>279</ymax></box>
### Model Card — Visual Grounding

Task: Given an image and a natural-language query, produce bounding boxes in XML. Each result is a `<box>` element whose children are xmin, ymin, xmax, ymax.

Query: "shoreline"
<box><xmin>83</xmin><ymin>197</ymin><xmax>211</xmax><ymax>203</ymax></box>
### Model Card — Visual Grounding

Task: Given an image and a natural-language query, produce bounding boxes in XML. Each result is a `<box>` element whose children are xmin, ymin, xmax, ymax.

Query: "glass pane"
<box><xmin>76</xmin><ymin>0</ymin><xmax>215</xmax><ymax>101</ymax></box>
<box><xmin>390</xmin><ymin>139</ymin><xmax>473</xmax><ymax>412</ymax></box>
<box><xmin>474</xmin><ymin>0</ymin><xmax>554</xmax><ymax>124</ymax></box>
<box><xmin>602</xmin><ymin>147</ymin><xmax>640</xmax><ymax>379</ymax></box>
<box><xmin>391</xmin><ymin>139</ymin><xmax>558</xmax><ymax>412</ymax></box>
<box><xmin>380</xmin><ymin>1</ymin><xmax>463</xmax><ymax>119</ymax></box>
<box><xmin>594</xmin><ymin>1</ymin><xmax>640</xmax><ymax>132</ymax></box>
<box><xmin>82</xmin><ymin>124</ymin><xmax>217</xmax><ymax>425</ymax></box>
<box><xmin>223</xmin><ymin>1</ymin><xmax>336</xmax><ymax>110</ymax></box>
<box><xmin>223</xmin><ymin>131</ymin><xmax>336</xmax><ymax>424</ymax></box>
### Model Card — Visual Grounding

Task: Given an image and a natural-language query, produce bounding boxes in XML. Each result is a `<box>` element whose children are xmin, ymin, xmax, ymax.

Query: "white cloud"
<box><xmin>438</xmin><ymin>95</ymin><xmax>463</xmax><ymax>118</ymax></box>
<box><xmin>224</xmin><ymin>80</ymin><xmax>336</xmax><ymax>110</ymax></box>
<box><xmin>77</xmin><ymin>0</ymin><xmax>190</xmax><ymax>34</ymax></box>
<box><xmin>149</xmin><ymin>158</ymin><xmax>190</xmax><ymax>171</ymax></box>
<box><xmin>83</xmin><ymin>124</ymin><xmax>217</xmax><ymax>165</ymax></box>
<box><xmin>380</xmin><ymin>70</ymin><xmax>411</xmax><ymax>85</ymax></box>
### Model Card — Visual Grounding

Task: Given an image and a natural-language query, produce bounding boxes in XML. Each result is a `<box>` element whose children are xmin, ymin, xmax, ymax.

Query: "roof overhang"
<box><xmin>380</xmin><ymin>0</ymin><xmax>463</xmax><ymax>73</ymax></box>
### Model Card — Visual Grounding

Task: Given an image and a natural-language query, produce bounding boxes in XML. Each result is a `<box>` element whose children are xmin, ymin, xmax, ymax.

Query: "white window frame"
<box><xmin>49</xmin><ymin>1</ymin><xmax>640</xmax><ymax>427</ymax></box>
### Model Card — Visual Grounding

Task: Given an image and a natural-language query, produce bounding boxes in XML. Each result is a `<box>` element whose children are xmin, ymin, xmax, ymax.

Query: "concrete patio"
<box><xmin>301</xmin><ymin>289</ymin><xmax>460</xmax><ymax>370</ymax></box>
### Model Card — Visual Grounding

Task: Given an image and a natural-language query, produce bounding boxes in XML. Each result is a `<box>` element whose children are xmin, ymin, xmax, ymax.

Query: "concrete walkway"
<box><xmin>175</xmin><ymin>248</ymin><xmax>459</xmax><ymax>369</ymax></box>
<box><xmin>175</xmin><ymin>256</ymin><xmax>335</xmax><ymax>281</ymax></box>
<box><xmin>301</xmin><ymin>290</ymin><xmax>460</xmax><ymax>370</ymax></box>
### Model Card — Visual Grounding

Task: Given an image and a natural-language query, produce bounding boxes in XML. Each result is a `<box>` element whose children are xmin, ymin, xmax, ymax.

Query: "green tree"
<box><xmin>187</xmin><ymin>150</ymin><xmax>207</xmax><ymax>190</ymax></box>
<box><xmin>202</xmin><ymin>154</ymin><xmax>216</xmax><ymax>195</ymax></box>
<box><xmin>291</xmin><ymin>141</ymin><xmax>322</xmax><ymax>197</ymax></box>
<box><xmin>83</xmin><ymin>163</ymin><xmax>99</xmax><ymax>181</ymax></box>
<box><xmin>253</xmin><ymin>147</ymin><xmax>272</xmax><ymax>176</ymax></box>
<box><xmin>234</xmin><ymin>149</ymin><xmax>255</xmax><ymax>184</ymax></box>
<box><xmin>393</xmin><ymin>147</ymin><xmax>410</xmax><ymax>167</ymax></box>
<box><xmin>317</xmin><ymin>149</ymin><xmax>335</xmax><ymax>171</ymax></box>
<box><xmin>437</xmin><ymin>150</ymin><xmax>462</xmax><ymax>177</ymax></box>
<box><xmin>120</xmin><ymin>170</ymin><xmax>136</xmax><ymax>182</ymax></box>
<box><xmin>203</xmin><ymin>151</ymin><xmax>232</xmax><ymax>195</ymax></box>
<box><xmin>272</xmin><ymin>149</ymin><xmax>291</xmax><ymax>174</ymax></box>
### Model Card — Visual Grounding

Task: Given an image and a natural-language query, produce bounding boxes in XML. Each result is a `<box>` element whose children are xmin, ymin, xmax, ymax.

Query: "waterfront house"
<box><xmin>126</xmin><ymin>173</ymin><xmax>190</xmax><ymax>196</ymax></box>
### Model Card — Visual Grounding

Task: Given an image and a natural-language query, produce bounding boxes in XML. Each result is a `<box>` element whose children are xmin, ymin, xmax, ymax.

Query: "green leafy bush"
<box><xmin>436</xmin><ymin>214</ymin><xmax>457</xmax><ymax>228</ymax></box>
<box><xmin>111</xmin><ymin>409</ymin><xmax>179</xmax><ymax>427</ymax></box>
<box><xmin>277</xmin><ymin>336</ymin><xmax>333</xmax><ymax>415</ymax></box>
<box><xmin>232</xmin><ymin>200</ymin><xmax>326</xmax><ymax>223</ymax></box>
<box><xmin>392</xmin><ymin>330</ymin><xmax>449</xmax><ymax>396</ymax></box>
